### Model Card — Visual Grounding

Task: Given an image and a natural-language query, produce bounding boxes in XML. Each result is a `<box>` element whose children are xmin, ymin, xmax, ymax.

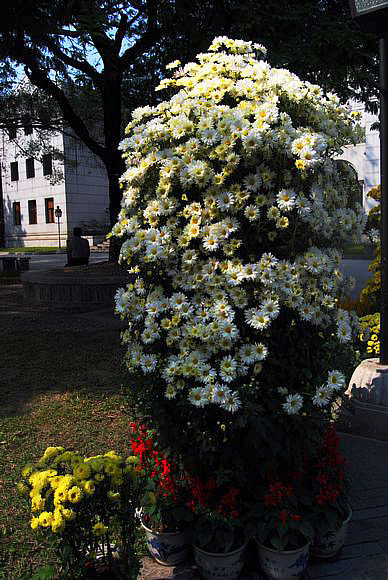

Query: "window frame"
<box><xmin>26</xmin><ymin>157</ymin><xmax>35</xmax><ymax>179</ymax></box>
<box><xmin>13</xmin><ymin>201</ymin><xmax>21</xmax><ymax>226</ymax></box>
<box><xmin>28</xmin><ymin>199</ymin><xmax>37</xmax><ymax>224</ymax></box>
<box><xmin>8</xmin><ymin>127</ymin><xmax>17</xmax><ymax>140</ymax></box>
<box><xmin>45</xmin><ymin>197</ymin><xmax>55</xmax><ymax>224</ymax></box>
<box><xmin>42</xmin><ymin>154</ymin><xmax>53</xmax><ymax>176</ymax></box>
<box><xmin>23</xmin><ymin>116</ymin><xmax>33</xmax><ymax>135</ymax></box>
<box><xmin>10</xmin><ymin>161</ymin><xmax>19</xmax><ymax>182</ymax></box>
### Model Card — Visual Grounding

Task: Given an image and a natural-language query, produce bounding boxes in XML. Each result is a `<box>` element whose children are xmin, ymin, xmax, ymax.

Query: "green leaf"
<box><xmin>31</xmin><ymin>566</ymin><xmax>54</xmax><ymax>580</ymax></box>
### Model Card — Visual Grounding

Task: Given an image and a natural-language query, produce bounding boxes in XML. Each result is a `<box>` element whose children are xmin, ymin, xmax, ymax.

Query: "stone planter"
<box><xmin>256</xmin><ymin>540</ymin><xmax>310</xmax><ymax>580</ymax></box>
<box><xmin>140</xmin><ymin>520</ymin><xmax>190</xmax><ymax>566</ymax></box>
<box><xmin>193</xmin><ymin>542</ymin><xmax>247</xmax><ymax>580</ymax></box>
<box><xmin>312</xmin><ymin>506</ymin><xmax>352</xmax><ymax>559</ymax></box>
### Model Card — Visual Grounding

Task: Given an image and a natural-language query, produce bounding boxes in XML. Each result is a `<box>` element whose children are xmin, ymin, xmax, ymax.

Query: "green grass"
<box><xmin>0</xmin><ymin>247</ymin><xmax>62</xmax><ymax>254</ymax></box>
<box><xmin>343</xmin><ymin>243</ymin><xmax>375</xmax><ymax>259</ymax></box>
<box><xmin>0</xmin><ymin>300</ymin><xmax>136</xmax><ymax>578</ymax></box>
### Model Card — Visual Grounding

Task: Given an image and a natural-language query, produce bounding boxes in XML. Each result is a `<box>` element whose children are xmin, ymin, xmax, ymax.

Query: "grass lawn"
<box><xmin>0</xmin><ymin>286</ymin><xmax>136</xmax><ymax>578</ymax></box>
<box><xmin>0</xmin><ymin>247</ymin><xmax>61</xmax><ymax>254</ymax></box>
<box><xmin>343</xmin><ymin>243</ymin><xmax>375</xmax><ymax>259</ymax></box>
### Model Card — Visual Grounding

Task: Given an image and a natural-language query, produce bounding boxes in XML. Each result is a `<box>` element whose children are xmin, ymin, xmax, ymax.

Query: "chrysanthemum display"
<box><xmin>113</xmin><ymin>36</ymin><xmax>364</xmax><ymax>417</ymax></box>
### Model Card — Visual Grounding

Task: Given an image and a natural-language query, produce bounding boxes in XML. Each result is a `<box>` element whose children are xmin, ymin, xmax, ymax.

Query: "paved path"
<box><xmin>341</xmin><ymin>259</ymin><xmax>373</xmax><ymax>300</ymax></box>
<box><xmin>308</xmin><ymin>433</ymin><xmax>388</xmax><ymax>580</ymax></box>
<box><xmin>0</xmin><ymin>251</ymin><xmax>109</xmax><ymax>271</ymax></box>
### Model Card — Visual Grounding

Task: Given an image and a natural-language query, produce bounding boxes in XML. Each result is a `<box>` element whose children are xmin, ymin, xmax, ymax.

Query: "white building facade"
<box><xmin>340</xmin><ymin>100</ymin><xmax>380</xmax><ymax>214</ymax></box>
<box><xmin>0</xmin><ymin>125</ymin><xmax>109</xmax><ymax>247</ymax></box>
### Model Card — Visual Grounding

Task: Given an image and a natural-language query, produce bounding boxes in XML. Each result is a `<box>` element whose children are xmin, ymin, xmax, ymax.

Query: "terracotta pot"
<box><xmin>256</xmin><ymin>540</ymin><xmax>310</xmax><ymax>580</ymax></box>
<box><xmin>193</xmin><ymin>542</ymin><xmax>247</xmax><ymax>580</ymax></box>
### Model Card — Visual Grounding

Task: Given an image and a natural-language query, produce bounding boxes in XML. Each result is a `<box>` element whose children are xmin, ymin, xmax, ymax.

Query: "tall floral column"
<box><xmin>113</xmin><ymin>37</ymin><xmax>365</xmax><ymax>492</ymax></box>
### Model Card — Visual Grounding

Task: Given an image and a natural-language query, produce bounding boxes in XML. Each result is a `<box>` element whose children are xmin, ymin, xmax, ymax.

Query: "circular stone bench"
<box><xmin>21</xmin><ymin>264</ymin><xmax>128</xmax><ymax>309</ymax></box>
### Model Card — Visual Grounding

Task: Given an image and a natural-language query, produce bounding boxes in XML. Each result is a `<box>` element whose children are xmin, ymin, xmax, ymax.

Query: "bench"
<box><xmin>0</xmin><ymin>256</ymin><xmax>30</xmax><ymax>272</ymax></box>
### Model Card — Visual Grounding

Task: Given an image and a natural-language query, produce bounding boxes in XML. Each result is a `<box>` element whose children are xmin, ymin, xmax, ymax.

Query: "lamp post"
<box><xmin>55</xmin><ymin>205</ymin><xmax>62</xmax><ymax>250</ymax></box>
<box><xmin>345</xmin><ymin>1</ymin><xmax>388</xmax><ymax>439</ymax></box>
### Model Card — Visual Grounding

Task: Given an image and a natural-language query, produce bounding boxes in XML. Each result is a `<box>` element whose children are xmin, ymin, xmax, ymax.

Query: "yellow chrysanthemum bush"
<box><xmin>20</xmin><ymin>447</ymin><xmax>142</xmax><ymax>578</ymax></box>
<box><xmin>113</xmin><ymin>37</ymin><xmax>365</xmax><ymax>510</ymax></box>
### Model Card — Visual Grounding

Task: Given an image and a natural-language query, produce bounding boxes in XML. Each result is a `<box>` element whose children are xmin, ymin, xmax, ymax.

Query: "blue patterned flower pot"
<box><xmin>313</xmin><ymin>506</ymin><xmax>352</xmax><ymax>559</ymax></box>
<box><xmin>193</xmin><ymin>542</ymin><xmax>247</xmax><ymax>580</ymax></box>
<box><xmin>256</xmin><ymin>540</ymin><xmax>310</xmax><ymax>580</ymax></box>
<box><xmin>141</xmin><ymin>520</ymin><xmax>191</xmax><ymax>566</ymax></box>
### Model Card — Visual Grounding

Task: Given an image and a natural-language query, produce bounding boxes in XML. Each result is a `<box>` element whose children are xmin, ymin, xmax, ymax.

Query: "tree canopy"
<box><xmin>0</xmin><ymin>0</ymin><xmax>379</xmax><ymax>251</ymax></box>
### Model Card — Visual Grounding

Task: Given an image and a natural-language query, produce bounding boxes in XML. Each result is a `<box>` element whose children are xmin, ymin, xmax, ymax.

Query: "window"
<box><xmin>26</xmin><ymin>158</ymin><xmax>35</xmax><ymax>179</ymax></box>
<box><xmin>28</xmin><ymin>200</ymin><xmax>37</xmax><ymax>224</ymax></box>
<box><xmin>23</xmin><ymin>116</ymin><xmax>33</xmax><ymax>135</ymax></box>
<box><xmin>13</xmin><ymin>202</ymin><xmax>21</xmax><ymax>225</ymax></box>
<box><xmin>10</xmin><ymin>161</ymin><xmax>19</xmax><ymax>181</ymax></box>
<box><xmin>8</xmin><ymin>127</ymin><xmax>17</xmax><ymax>140</ymax></box>
<box><xmin>45</xmin><ymin>197</ymin><xmax>54</xmax><ymax>223</ymax></box>
<box><xmin>42</xmin><ymin>154</ymin><xmax>52</xmax><ymax>176</ymax></box>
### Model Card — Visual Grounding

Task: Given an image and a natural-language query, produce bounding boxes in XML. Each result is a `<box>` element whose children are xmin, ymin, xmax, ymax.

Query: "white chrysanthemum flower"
<box><xmin>282</xmin><ymin>394</ymin><xmax>303</xmax><ymax>415</ymax></box>
<box><xmin>245</xmin><ymin>308</ymin><xmax>271</xmax><ymax>330</ymax></box>
<box><xmin>312</xmin><ymin>385</ymin><xmax>333</xmax><ymax>407</ymax></box>
<box><xmin>244</xmin><ymin>172</ymin><xmax>262</xmax><ymax>192</ymax></box>
<box><xmin>221</xmin><ymin>391</ymin><xmax>241</xmax><ymax>412</ymax></box>
<box><xmin>203</xmin><ymin>236</ymin><xmax>219</xmax><ymax>251</ymax></box>
<box><xmin>239</xmin><ymin>344</ymin><xmax>256</xmax><ymax>364</ymax></box>
<box><xmin>217</xmin><ymin>192</ymin><xmax>235</xmax><ymax>211</ymax></box>
<box><xmin>252</xmin><ymin>343</ymin><xmax>268</xmax><ymax>361</ymax></box>
<box><xmin>188</xmin><ymin>387</ymin><xmax>209</xmax><ymax>407</ymax></box>
<box><xmin>327</xmin><ymin>370</ymin><xmax>346</xmax><ymax>391</ymax></box>
<box><xmin>277</xmin><ymin>189</ymin><xmax>296</xmax><ymax>211</ymax></box>
<box><xmin>212</xmin><ymin>383</ymin><xmax>230</xmax><ymax>404</ymax></box>
<box><xmin>140</xmin><ymin>354</ymin><xmax>158</xmax><ymax>373</ymax></box>
<box><xmin>337</xmin><ymin>322</ymin><xmax>352</xmax><ymax>342</ymax></box>
<box><xmin>261</xmin><ymin>299</ymin><xmax>280</xmax><ymax>319</ymax></box>
<box><xmin>244</xmin><ymin>205</ymin><xmax>260</xmax><ymax>221</ymax></box>
<box><xmin>220</xmin><ymin>356</ymin><xmax>237</xmax><ymax>381</ymax></box>
<box><xmin>170</xmin><ymin>292</ymin><xmax>188</xmax><ymax>309</ymax></box>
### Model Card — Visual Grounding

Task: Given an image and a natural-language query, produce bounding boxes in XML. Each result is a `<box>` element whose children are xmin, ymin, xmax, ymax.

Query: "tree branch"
<box><xmin>23</xmin><ymin>62</ymin><xmax>106</xmax><ymax>162</ymax></box>
<box><xmin>114</xmin><ymin>13</ymin><xmax>128</xmax><ymax>54</ymax></box>
<box><xmin>44</xmin><ymin>37</ymin><xmax>102</xmax><ymax>85</ymax></box>
<box><xmin>120</xmin><ymin>0</ymin><xmax>160</xmax><ymax>70</ymax></box>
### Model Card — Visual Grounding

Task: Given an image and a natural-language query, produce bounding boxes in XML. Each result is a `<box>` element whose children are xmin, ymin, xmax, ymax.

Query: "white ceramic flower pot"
<box><xmin>256</xmin><ymin>540</ymin><xmax>310</xmax><ymax>580</ymax></box>
<box><xmin>140</xmin><ymin>520</ymin><xmax>190</xmax><ymax>566</ymax></box>
<box><xmin>193</xmin><ymin>542</ymin><xmax>247</xmax><ymax>580</ymax></box>
<box><xmin>312</xmin><ymin>506</ymin><xmax>352</xmax><ymax>559</ymax></box>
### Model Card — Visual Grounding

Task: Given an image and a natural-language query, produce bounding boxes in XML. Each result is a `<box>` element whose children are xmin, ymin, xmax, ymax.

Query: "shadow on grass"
<box><xmin>0</xmin><ymin>284</ymin><xmax>129</xmax><ymax>416</ymax></box>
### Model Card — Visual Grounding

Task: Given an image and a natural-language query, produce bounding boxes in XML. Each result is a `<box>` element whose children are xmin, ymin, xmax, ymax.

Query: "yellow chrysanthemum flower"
<box><xmin>84</xmin><ymin>480</ymin><xmax>95</xmax><ymax>495</ymax></box>
<box><xmin>38</xmin><ymin>511</ymin><xmax>53</xmax><ymax>527</ymax></box>
<box><xmin>67</xmin><ymin>486</ymin><xmax>82</xmax><ymax>503</ymax></box>
<box><xmin>31</xmin><ymin>495</ymin><xmax>45</xmax><ymax>512</ymax></box>
<box><xmin>17</xmin><ymin>482</ymin><xmax>29</xmax><ymax>496</ymax></box>
<box><xmin>73</xmin><ymin>463</ymin><xmax>91</xmax><ymax>480</ymax></box>
<box><xmin>22</xmin><ymin>464</ymin><xmax>34</xmax><ymax>478</ymax></box>
<box><xmin>30</xmin><ymin>517</ymin><xmax>40</xmax><ymax>530</ymax></box>
<box><xmin>39</xmin><ymin>446</ymin><xmax>64</xmax><ymax>463</ymax></box>
<box><xmin>93</xmin><ymin>522</ymin><xmax>108</xmax><ymax>536</ymax></box>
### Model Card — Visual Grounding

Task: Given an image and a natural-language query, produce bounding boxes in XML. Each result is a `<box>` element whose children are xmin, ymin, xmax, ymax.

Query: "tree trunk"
<box><xmin>106</xmin><ymin>155</ymin><xmax>126</xmax><ymax>263</ymax></box>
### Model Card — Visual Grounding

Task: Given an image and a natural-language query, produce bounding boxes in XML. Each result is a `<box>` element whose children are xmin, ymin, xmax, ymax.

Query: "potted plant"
<box><xmin>130</xmin><ymin>421</ymin><xmax>192</xmax><ymax>565</ymax></box>
<box><xmin>308</xmin><ymin>425</ymin><xmax>352</xmax><ymax>559</ymax></box>
<box><xmin>19</xmin><ymin>446</ymin><xmax>142</xmax><ymax>578</ymax></box>
<box><xmin>185</xmin><ymin>474</ymin><xmax>248</xmax><ymax>580</ymax></box>
<box><xmin>253</xmin><ymin>474</ymin><xmax>314</xmax><ymax>580</ymax></box>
